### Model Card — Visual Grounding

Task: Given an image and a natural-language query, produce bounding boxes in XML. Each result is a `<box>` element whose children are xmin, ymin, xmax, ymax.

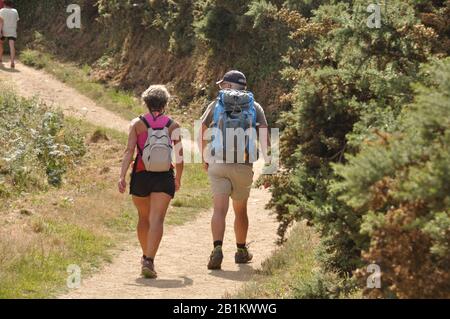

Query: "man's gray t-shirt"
<box><xmin>201</xmin><ymin>99</ymin><xmax>269</xmax><ymax>166</ymax></box>
<box><xmin>0</xmin><ymin>8</ymin><xmax>19</xmax><ymax>38</ymax></box>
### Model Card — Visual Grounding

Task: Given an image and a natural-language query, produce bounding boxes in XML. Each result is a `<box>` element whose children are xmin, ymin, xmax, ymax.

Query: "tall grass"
<box><xmin>235</xmin><ymin>223</ymin><xmax>357</xmax><ymax>299</ymax></box>
<box><xmin>0</xmin><ymin>87</ymin><xmax>85</xmax><ymax>196</ymax></box>
<box><xmin>0</xmin><ymin>219</ymin><xmax>112</xmax><ymax>298</ymax></box>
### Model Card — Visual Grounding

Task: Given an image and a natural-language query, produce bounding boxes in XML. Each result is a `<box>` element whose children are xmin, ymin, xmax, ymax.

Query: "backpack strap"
<box><xmin>139</xmin><ymin>115</ymin><xmax>151</xmax><ymax>129</ymax></box>
<box><xmin>150</xmin><ymin>111</ymin><xmax>165</xmax><ymax>122</ymax></box>
<box><xmin>136</xmin><ymin>143</ymin><xmax>144</xmax><ymax>157</ymax></box>
<box><xmin>136</xmin><ymin>116</ymin><xmax>150</xmax><ymax>157</ymax></box>
<box><xmin>141</xmin><ymin>114</ymin><xmax>173</xmax><ymax>130</ymax></box>
<box><xmin>165</xmin><ymin>118</ymin><xmax>174</xmax><ymax>128</ymax></box>
<box><xmin>212</xmin><ymin>96</ymin><xmax>224</xmax><ymax>127</ymax></box>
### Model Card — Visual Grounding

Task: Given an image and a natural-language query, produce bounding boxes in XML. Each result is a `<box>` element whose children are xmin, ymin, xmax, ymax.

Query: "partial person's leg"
<box><xmin>208</xmin><ymin>193</ymin><xmax>229</xmax><ymax>269</ymax></box>
<box><xmin>9</xmin><ymin>39</ymin><xmax>15</xmax><ymax>68</ymax></box>
<box><xmin>207</xmin><ymin>164</ymin><xmax>232</xmax><ymax>269</ymax></box>
<box><xmin>232</xmin><ymin>198</ymin><xmax>249</xmax><ymax>245</ymax></box>
<box><xmin>211</xmin><ymin>194</ymin><xmax>230</xmax><ymax>244</ymax></box>
<box><xmin>0</xmin><ymin>40</ymin><xmax>4</xmax><ymax>62</ymax></box>
<box><xmin>229</xmin><ymin>165</ymin><xmax>254</xmax><ymax>264</ymax></box>
<box><xmin>233</xmin><ymin>196</ymin><xmax>253</xmax><ymax>264</ymax></box>
<box><xmin>132</xmin><ymin>195</ymin><xmax>151</xmax><ymax>256</ymax></box>
<box><xmin>145</xmin><ymin>192</ymin><xmax>171</xmax><ymax>259</ymax></box>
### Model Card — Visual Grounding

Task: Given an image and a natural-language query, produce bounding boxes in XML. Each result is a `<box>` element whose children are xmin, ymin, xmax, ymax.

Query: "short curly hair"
<box><xmin>141</xmin><ymin>85</ymin><xmax>170</xmax><ymax>112</ymax></box>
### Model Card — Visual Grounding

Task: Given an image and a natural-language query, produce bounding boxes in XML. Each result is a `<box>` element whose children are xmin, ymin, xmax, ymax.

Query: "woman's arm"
<box><xmin>171</xmin><ymin>122</ymin><xmax>184</xmax><ymax>192</ymax></box>
<box><xmin>118</xmin><ymin>119</ymin><xmax>139</xmax><ymax>193</ymax></box>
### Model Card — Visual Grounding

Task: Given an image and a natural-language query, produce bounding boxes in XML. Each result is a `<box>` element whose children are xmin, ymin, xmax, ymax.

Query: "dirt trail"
<box><xmin>0</xmin><ymin>59</ymin><xmax>279</xmax><ymax>299</ymax></box>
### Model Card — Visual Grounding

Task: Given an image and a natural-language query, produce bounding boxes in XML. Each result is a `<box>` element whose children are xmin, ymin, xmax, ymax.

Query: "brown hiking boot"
<box><xmin>142</xmin><ymin>257</ymin><xmax>157</xmax><ymax>279</ymax></box>
<box><xmin>207</xmin><ymin>246</ymin><xmax>224</xmax><ymax>270</ymax></box>
<box><xmin>235</xmin><ymin>247</ymin><xmax>253</xmax><ymax>264</ymax></box>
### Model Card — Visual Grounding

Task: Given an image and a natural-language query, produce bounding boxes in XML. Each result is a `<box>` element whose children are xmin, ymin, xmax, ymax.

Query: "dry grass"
<box><xmin>235</xmin><ymin>222</ymin><xmax>321</xmax><ymax>299</ymax></box>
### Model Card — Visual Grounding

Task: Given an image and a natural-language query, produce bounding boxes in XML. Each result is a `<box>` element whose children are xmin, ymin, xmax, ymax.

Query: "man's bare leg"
<box><xmin>208</xmin><ymin>194</ymin><xmax>229</xmax><ymax>269</ymax></box>
<box><xmin>9</xmin><ymin>39</ymin><xmax>15</xmax><ymax>68</ymax></box>
<box><xmin>0</xmin><ymin>40</ymin><xmax>4</xmax><ymax>63</ymax></box>
<box><xmin>233</xmin><ymin>198</ymin><xmax>253</xmax><ymax>264</ymax></box>
<box><xmin>233</xmin><ymin>199</ymin><xmax>249</xmax><ymax>245</ymax></box>
<box><xmin>211</xmin><ymin>194</ymin><xmax>230</xmax><ymax>243</ymax></box>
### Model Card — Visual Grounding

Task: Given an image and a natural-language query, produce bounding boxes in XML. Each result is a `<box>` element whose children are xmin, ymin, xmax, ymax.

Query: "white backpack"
<box><xmin>139</xmin><ymin>115</ymin><xmax>173</xmax><ymax>172</ymax></box>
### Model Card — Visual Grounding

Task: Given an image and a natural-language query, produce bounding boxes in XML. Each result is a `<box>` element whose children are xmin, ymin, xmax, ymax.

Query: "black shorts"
<box><xmin>130</xmin><ymin>170</ymin><xmax>175</xmax><ymax>198</ymax></box>
<box><xmin>1</xmin><ymin>37</ymin><xmax>16</xmax><ymax>42</ymax></box>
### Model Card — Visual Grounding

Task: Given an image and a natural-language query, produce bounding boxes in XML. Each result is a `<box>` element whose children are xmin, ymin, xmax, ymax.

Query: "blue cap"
<box><xmin>216</xmin><ymin>70</ymin><xmax>247</xmax><ymax>86</ymax></box>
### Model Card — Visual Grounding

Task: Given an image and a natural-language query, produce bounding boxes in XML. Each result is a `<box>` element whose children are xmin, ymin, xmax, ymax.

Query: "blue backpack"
<box><xmin>211</xmin><ymin>89</ymin><xmax>258</xmax><ymax>163</ymax></box>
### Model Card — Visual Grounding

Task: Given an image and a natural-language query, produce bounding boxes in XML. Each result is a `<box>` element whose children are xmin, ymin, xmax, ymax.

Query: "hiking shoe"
<box><xmin>207</xmin><ymin>246</ymin><xmax>224</xmax><ymax>270</ymax></box>
<box><xmin>141</xmin><ymin>258</ymin><xmax>157</xmax><ymax>279</ymax></box>
<box><xmin>235</xmin><ymin>247</ymin><xmax>253</xmax><ymax>264</ymax></box>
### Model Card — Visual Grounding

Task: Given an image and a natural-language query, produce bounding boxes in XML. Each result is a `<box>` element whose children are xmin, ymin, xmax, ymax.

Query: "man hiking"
<box><xmin>0</xmin><ymin>0</ymin><xmax>19</xmax><ymax>69</ymax></box>
<box><xmin>200</xmin><ymin>70</ymin><xmax>269</xmax><ymax>270</ymax></box>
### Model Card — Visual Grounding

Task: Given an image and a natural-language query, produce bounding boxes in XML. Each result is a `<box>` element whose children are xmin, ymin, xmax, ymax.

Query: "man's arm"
<box><xmin>200</xmin><ymin>124</ymin><xmax>210</xmax><ymax>171</ymax></box>
<box><xmin>255</xmin><ymin>103</ymin><xmax>271</xmax><ymax>163</ymax></box>
<box><xmin>199</xmin><ymin>103</ymin><xmax>214</xmax><ymax>171</ymax></box>
<box><xmin>171</xmin><ymin>122</ymin><xmax>184</xmax><ymax>192</ymax></box>
<box><xmin>259</xmin><ymin>124</ymin><xmax>271</xmax><ymax>163</ymax></box>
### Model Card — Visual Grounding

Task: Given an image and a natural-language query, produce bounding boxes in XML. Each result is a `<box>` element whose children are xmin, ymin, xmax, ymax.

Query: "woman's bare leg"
<box><xmin>145</xmin><ymin>192</ymin><xmax>171</xmax><ymax>259</ymax></box>
<box><xmin>132</xmin><ymin>195</ymin><xmax>151</xmax><ymax>256</ymax></box>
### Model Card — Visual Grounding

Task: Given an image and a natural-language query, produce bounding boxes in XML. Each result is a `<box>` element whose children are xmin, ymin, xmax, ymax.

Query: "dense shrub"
<box><xmin>267</xmin><ymin>0</ymin><xmax>438</xmax><ymax>271</ymax></box>
<box><xmin>263</xmin><ymin>0</ymin><xmax>449</xmax><ymax>297</ymax></box>
<box><xmin>333</xmin><ymin>58</ymin><xmax>450</xmax><ymax>298</ymax></box>
<box><xmin>0</xmin><ymin>90</ymin><xmax>86</xmax><ymax>195</ymax></box>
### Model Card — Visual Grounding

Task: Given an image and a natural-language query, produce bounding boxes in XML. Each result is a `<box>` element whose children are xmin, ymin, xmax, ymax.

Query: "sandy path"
<box><xmin>0</xmin><ymin>59</ymin><xmax>279</xmax><ymax>299</ymax></box>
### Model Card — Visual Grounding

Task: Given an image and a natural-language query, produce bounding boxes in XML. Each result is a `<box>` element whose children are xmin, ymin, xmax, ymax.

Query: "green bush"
<box><xmin>0</xmin><ymin>90</ymin><xmax>86</xmax><ymax>194</ymax></box>
<box><xmin>20</xmin><ymin>49</ymin><xmax>47</xmax><ymax>69</ymax></box>
<box><xmin>333</xmin><ymin>58</ymin><xmax>450</xmax><ymax>298</ymax></box>
<box><xmin>264</xmin><ymin>0</ymin><xmax>449</xmax><ymax>297</ymax></box>
<box><xmin>293</xmin><ymin>270</ymin><xmax>343</xmax><ymax>299</ymax></box>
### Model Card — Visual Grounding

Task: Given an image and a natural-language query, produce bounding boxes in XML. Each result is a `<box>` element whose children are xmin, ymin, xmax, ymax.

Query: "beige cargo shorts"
<box><xmin>208</xmin><ymin>163</ymin><xmax>254</xmax><ymax>201</ymax></box>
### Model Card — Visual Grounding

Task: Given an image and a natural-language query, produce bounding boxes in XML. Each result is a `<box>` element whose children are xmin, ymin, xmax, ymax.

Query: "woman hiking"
<box><xmin>118</xmin><ymin>85</ymin><xmax>184</xmax><ymax>279</ymax></box>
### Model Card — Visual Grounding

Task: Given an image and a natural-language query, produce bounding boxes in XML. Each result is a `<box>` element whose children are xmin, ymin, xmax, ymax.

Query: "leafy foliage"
<box><xmin>0</xmin><ymin>90</ymin><xmax>86</xmax><ymax>195</ymax></box>
<box><xmin>263</xmin><ymin>0</ymin><xmax>449</xmax><ymax>297</ymax></box>
<box><xmin>334</xmin><ymin>58</ymin><xmax>450</xmax><ymax>298</ymax></box>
